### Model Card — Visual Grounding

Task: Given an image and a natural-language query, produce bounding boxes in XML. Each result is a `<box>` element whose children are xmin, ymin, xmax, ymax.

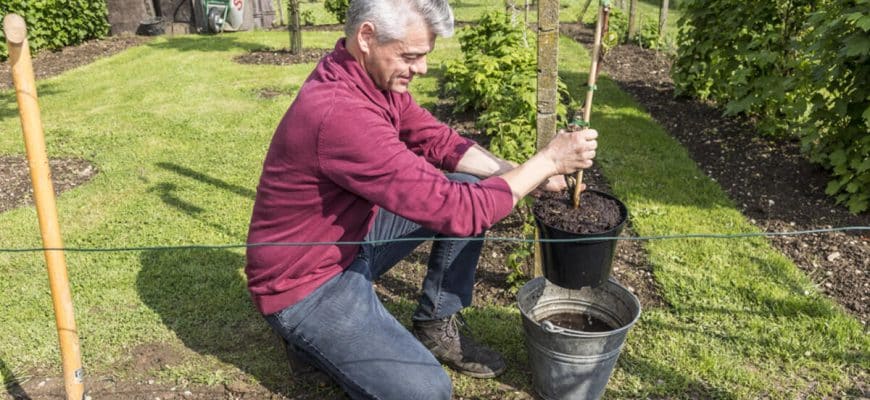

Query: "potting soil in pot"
<box><xmin>534</xmin><ymin>190</ymin><xmax>622</xmax><ymax>234</ymax></box>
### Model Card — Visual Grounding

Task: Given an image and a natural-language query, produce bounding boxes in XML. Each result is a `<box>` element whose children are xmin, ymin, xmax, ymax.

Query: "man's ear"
<box><xmin>356</xmin><ymin>22</ymin><xmax>376</xmax><ymax>55</ymax></box>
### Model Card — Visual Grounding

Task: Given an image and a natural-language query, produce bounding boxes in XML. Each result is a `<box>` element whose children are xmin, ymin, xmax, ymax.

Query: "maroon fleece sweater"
<box><xmin>245</xmin><ymin>39</ymin><xmax>514</xmax><ymax>315</ymax></box>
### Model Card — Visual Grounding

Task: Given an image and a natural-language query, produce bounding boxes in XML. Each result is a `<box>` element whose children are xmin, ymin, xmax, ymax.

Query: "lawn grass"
<box><xmin>0</xmin><ymin>5</ymin><xmax>866</xmax><ymax>400</ymax></box>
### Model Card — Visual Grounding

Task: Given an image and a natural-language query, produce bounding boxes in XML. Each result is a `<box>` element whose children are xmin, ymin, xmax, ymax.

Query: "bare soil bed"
<box><xmin>2</xmin><ymin>26</ymin><xmax>867</xmax><ymax>399</ymax></box>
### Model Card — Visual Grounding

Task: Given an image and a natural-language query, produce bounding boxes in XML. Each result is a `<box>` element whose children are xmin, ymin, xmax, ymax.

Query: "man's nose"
<box><xmin>410</xmin><ymin>56</ymin><xmax>427</xmax><ymax>75</ymax></box>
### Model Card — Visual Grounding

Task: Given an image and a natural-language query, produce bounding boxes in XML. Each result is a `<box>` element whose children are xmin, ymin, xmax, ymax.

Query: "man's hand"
<box><xmin>540</xmin><ymin>128</ymin><xmax>598</xmax><ymax>175</ymax></box>
<box><xmin>539</xmin><ymin>175</ymin><xmax>568</xmax><ymax>192</ymax></box>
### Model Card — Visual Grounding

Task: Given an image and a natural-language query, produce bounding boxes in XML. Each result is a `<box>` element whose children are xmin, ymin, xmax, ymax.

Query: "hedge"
<box><xmin>0</xmin><ymin>0</ymin><xmax>110</xmax><ymax>61</ymax></box>
<box><xmin>673</xmin><ymin>0</ymin><xmax>870</xmax><ymax>213</ymax></box>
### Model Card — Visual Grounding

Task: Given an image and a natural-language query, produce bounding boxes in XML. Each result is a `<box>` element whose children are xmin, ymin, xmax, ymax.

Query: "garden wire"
<box><xmin>0</xmin><ymin>226</ymin><xmax>866</xmax><ymax>253</ymax></box>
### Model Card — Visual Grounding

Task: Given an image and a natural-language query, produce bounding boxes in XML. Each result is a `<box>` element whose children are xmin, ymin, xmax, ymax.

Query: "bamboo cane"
<box><xmin>571</xmin><ymin>2</ymin><xmax>610</xmax><ymax>209</ymax></box>
<box><xmin>3</xmin><ymin>14</ymin><xmax>85</xmax><ymax>400</ymax></box>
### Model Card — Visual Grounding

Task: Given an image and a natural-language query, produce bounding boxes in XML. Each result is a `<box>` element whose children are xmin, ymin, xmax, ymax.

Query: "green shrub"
<box><xmin>443</xmin><ymin>12</ymin><xmax>574</xmax><ymax>284</ymax></box>
<box><xmin>300</xmin><ymin>9</ymin><xmax>315</xmax><ymax>26</ymax></box>
<box><xmin>633</xmin><ymin>15</ymin><xmax>660</xmax><ymax>49</ymax></box>
<box><xmin>582</xmin><ymin>5</ymin><xmax>628</xmax><ymax>47</ymax></box>
<box><xmin>673</xmin><ymin>0</ymin><xmax>815</xmax><ymax>136</ymax></box>
<box><xmin>672</xmin><ymin>0</ymin><xmax>868</xmax><ymax>213</ymax></box>
<box><xmin>0</xmin><ymin>0</ymin><xmax>109</xmax><ymax>60</ymax></box>
<box><xmin>444</xmin><ymin>11</ymin><xmax>570</xmax><ymax>162</ymax></box>
<box><xmin>323</xmin><ymin>0</ymin><xmax>348</xmax><ymax>24</ymax></box>
<box><xmin>795</xmin><ymin>0</ymin><xmax>870</xmax><ymax>213</ymax></box>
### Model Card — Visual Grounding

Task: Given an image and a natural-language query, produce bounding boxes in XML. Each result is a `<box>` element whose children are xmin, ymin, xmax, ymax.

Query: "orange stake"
<box><xmin>3</xmin><ymin>14</ymin><xmax>85</xmax><ymax>400</ymax></box>
<box><xmin>572</xmin><ymin>4</ymin><xmax>610</xmax><ymax>209</ymax></box>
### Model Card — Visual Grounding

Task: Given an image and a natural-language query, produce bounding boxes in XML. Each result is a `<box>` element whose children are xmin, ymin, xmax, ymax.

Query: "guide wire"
<box><xmin>0</xmin><ymin>226</ymin><xmax>867</xmax><ymax>253</ymax></box>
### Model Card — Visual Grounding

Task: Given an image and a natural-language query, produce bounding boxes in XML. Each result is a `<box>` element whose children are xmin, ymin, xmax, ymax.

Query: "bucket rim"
<box><xmin>518</xmin><ymin>277</ymin><xmax>642</xmax><ymax>338</ymax></box>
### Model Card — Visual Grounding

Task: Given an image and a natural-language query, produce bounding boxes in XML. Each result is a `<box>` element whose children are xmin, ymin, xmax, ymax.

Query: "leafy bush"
<box><xmin>673</xmin><ymin>0</ymin><xmax>815</xmax><ymax>136</ymax></box>
<box><xmin>300</xmin><ymin>9</ymin><xmax>315</xmax><ymax>26</ymax></box>
<box><xmin>796</xmin><ymin>0</ymin><xmax>870</xmax><ymax>213</ymax></box>
<box><xmin>324</xmin><ymin>0</ymin><xmax>349</xmax><ymax>24</ymax></box>
<box><xmin>581</xmin><ymin>5</ymin><xmax>628</xmax><ymax>47</ymax></box>
<box><xmin>0</xmin><ymin>0</ymin><xmax>109</xmax><ymax>60</ymax></box>
<box><xmin>673</xmin><ymin>0</ymin><xmax>869</xmax><ymax>213</ymax></box>
<box><xmin>444</xmin><ymin>12</ymin><xmax>570</xmax><ymax>163</ymax></box>
<box><xmin>633</xmin><ymin>15</ymin><xmax>661</xmax><ymax>49</ymax></box>
<box><xmin>443</xmin><ymin>12</ymin><xmax>574</xmax><ymax>284</ymax></box>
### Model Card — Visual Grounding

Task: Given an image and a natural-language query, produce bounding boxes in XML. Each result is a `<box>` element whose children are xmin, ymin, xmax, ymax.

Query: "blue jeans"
<box><xmin>265</xmin><ymin>173</ymin><xmax>486</xmax><ymax>400</ymax></box>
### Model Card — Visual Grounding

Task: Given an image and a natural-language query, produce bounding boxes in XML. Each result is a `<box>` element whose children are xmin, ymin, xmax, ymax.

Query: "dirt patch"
<box><xmin>560</xmin><ymin>22</ymin><xmax>869</xmax><ymax>325</ymax></box>
<box><xmin>0</xmin><ymin>156</ymin><xmax>98</xmax><ymax>213</ymax></box>
<box><xmin>234</xmin><ymin>48</ymin><xmax>332</xmax><ymax>66</ymax></box>
<box><xmin>0</xmin><ymin>34</ymin><xmax>150</xmax><ymax>91</ymax></box>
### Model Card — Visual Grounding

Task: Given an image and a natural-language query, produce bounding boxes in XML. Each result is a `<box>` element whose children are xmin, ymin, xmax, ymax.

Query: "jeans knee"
<box><xmin>429</xmin><ymin>369</ymin><xmax>453</xmax><ymax>400</ymax></box>
<box><xmin>445</xmin><ymin>172</ymin><xmax>480</xmax><ymax>184</ymax></box>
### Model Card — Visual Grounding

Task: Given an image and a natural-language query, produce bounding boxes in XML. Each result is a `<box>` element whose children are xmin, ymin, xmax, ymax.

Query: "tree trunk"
<box><xmin>535</xmin><ymin>0</ymin><xmax>560</xmax><ymax>277</ymax></box>
<box><xmin>288</xmin><ymin>0</ymin><xmax>301</xmax><ymax>54</ymax></box>
<box><xmin>276</xmin><ymin>0</ymin><xmax>284</xmax><ymax>26</ymax></box>
<box><xmin>579</xmin><ymin>0</ymin><xmax>594</xmax><ymax>22</ymax></box>
<box><xmin>627</xmin><ymin>0</ymin><xmax>638</xmax><ymax>42</ymax></box>
<box><xmin>658</xmin><ymin>0</ymin><xmax>669</xmax><ymax>42</ymax></box>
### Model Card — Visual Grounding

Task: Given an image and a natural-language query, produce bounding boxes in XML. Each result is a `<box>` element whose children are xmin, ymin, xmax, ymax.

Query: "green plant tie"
<box><xmin>572</xmin><ymin>118</ymin><xmax>589</xmax><ymax>127</ymax></box>
<box><xmin>588</xmin><ymin>84</ymin><xmax>597</xmax><ymax>92</ymax></box>
<box><xmin>600</xmin><ymin>0</ymin><xmax>611</xmax><ymax>7</ymax></box>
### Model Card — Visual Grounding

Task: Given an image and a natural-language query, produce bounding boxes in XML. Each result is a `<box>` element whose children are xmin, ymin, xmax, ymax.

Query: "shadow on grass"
<box><xmin>156</xmin><ymin>162</ymin><xmax>256</xmax><ymax>200</ymax></box>
<box><xmin>137</xmin><ymin>248</ymin><xmax>344</xmax><ymax>398</ymax></box>
<box><xmin>0</xmin><ymin>357</ymin><xmax>29</xmax><ymax>400</ymax></box>
<box><xmin>0</xmin><ymin>83</ymin><xmax>63</xmax><ymax>123</ymax></box>
<box><xmin>144</xmin><ymin>34</ymin><xmax>270</xmax><ymax>53</ymax></box>
<box><xmin>611</xmin><ymin>353</ymin><xmax>738</xmax><ymax>399</ymax></box>
<box><xmin>135</xmin><ymin>248</ymin><xmax>729</xmax><ymax>398</ymax></box>
<box><xmin>148</xmin><ymin>162</ymin><xmax>254</xmax><ymax>238</ymax></box>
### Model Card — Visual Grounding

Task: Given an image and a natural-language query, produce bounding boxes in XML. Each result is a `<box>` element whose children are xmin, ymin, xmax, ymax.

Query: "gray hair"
<box><xmin>344</xmin><ymin>0</ymin><xmax>454</xmax><ymax>43</ymax></box>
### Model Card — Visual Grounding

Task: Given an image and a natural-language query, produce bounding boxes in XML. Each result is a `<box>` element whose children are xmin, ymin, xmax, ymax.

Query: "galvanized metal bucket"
<box><xmin>517</xmin><ymin>277</ymin><xmax>641</xmax><ymax>400</ymax></box>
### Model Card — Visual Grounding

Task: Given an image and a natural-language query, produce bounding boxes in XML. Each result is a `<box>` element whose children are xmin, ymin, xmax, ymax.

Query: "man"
<box><xmin>245</xmin><ymin>0</ymin><xmax>598</xmax><ymax>398</ymax></box>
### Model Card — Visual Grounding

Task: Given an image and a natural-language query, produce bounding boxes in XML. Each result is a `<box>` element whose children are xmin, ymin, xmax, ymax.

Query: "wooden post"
<box><xmin>627</xmin><ymin>0</ymin><xmax>638</xmax><ymax>41</ymax></box>
<box><xmin>658</xmin><ymin>0</ymin><xmax>670</xmax><ymax>43</ymax></box>
<box><xmin>288</xmin><ymin>0</ymin><xmax>302</xmax><ymax>54</ymax></box>
<box><xmin>3</xmin><ymin>14</ymin><xmax>85</xmax><ymax>400</ymax></box>
<box><xmin>535</xmin><ymin>0</ymin><xmax>560</xmax><ymax>277</ymax></box>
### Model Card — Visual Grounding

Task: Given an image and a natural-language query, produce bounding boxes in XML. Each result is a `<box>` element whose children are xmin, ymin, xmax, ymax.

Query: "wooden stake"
<box><xmin>3</xmin><ymin>14</ymin><xmax>85</xmax><ymax>400</ymax></box>
<box><xmin>571</xmin><ymin>3</ymin><xmax>610</xmax><ymax>209</ymax></box>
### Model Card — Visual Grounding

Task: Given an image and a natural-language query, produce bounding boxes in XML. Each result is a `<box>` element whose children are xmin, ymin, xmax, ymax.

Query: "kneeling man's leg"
<box><xmin>266</xmin><ymin>260</ymin><xmax>451</xmax><ymax>400</ymax></box>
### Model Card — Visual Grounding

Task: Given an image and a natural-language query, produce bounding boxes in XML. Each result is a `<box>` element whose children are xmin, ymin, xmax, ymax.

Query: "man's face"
<box><xmin>363</xmin><ymin>20</ymin><xmax>435</xmax><ymax>93</ymax></box>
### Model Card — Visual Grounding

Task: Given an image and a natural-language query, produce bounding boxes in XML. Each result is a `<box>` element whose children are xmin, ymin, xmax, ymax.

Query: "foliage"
<box><xmin>443</xmin><ymin>12</ymin><xmax>572</xmax><ymax>283</ymax></box>
<box><xmin>582</xmin><ymin>5</ymin><xmax>628</xmax><ymax>47</ymax></box>
<box><xmin>323</xmin><ymin>0</ymin><xmax>349</xmax><ymax>24</ymax></box>
<box><xmin>673</xmin><ymin>0</ymin><xmax>869</xmax><ymax>213</ymax></box>
<box><xmin>796</xmin><ymin>0</ymin><xmax>870</xmax><ymax>213</ymax></box>
<box><xmin>300</xmin><ymin>9</ymin><xmax>316</xmax><ymax>26</ymax></box>
<box><xmin>0</xmin><ymin>0</ymin><xmax>109</xmax><ymax>60</ymax></box>
<box><xmin>633</xmin><ymin>15</ymin><xmax>662</xmax><ymax>49</ymax></box>
<box><xmin>444</xmin><ymin>11</ymin><xmax>570</xmax><ymax>163</ymax></box>
<box><xmin>673</xmin><ymin>0</ymin><xmax>814</xmax><ymax>134</ymax></box>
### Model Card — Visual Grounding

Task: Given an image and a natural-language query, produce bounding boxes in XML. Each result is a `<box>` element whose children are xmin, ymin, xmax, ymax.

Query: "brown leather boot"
<box><xmin>412</xmin><ymin>313</ymin><xmax>507</xmax><ymax>378</ymax></box>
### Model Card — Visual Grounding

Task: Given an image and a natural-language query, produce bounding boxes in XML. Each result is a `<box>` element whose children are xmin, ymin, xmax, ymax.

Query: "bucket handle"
<box><xmin>541</xmin><ymin>320</ymin><xmax>571</xmax><ymax>335</ymax></box>
<box><xmin>541</xmin><ymin>320</ymin><xmax>619</xmax><ymax>337</ymax></box>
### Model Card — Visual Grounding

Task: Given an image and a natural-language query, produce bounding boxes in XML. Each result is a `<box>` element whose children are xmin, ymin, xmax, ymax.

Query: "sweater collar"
<box><xmin>329</xmin><ymin>38</ymin><xmax>393</xmax><ymax>110</ymax></box>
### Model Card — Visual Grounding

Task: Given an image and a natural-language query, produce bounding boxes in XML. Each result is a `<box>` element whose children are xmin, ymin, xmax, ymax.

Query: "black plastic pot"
<box><xmin>137</xmin><ymin>17</ymin><xmax>165</xmax><ymax>36</ymax></box>
<box><xmin>534</xmin><ymin>190</ymin><xmax>628</xmax><ymax>289</ymax></box>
